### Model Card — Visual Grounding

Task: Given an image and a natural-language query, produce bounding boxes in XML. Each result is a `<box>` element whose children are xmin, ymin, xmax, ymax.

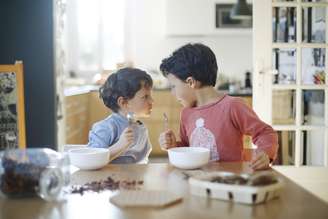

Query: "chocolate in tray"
<box><xmin>209</xmin><ymin>173</ymin><xmax>278</xmax><ymax>186</ymax></box>
<box><xmin>189</xmin><ymin>171</ymin><xmax>283</xmax><ymax>204</ymax></box>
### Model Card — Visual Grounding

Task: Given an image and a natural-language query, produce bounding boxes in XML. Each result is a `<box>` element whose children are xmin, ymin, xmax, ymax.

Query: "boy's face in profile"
<box><xmin>127</xmin><ymin>85</ymin><xmax>153</xmax><ymax>117</ymax></box>
<box><xmin>167</xmin><ymin>74</ymin><xmax>196</xmax><ymax>107</ymax></box>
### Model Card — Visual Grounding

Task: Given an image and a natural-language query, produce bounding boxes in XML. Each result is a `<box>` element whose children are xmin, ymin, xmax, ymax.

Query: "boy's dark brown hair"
<box><xmin>160</xmin><ymin>43</ymin><xmax>218</xmax><ymax>86</ymax></box>
<box><xmin>100</xmin><ymin>68</ymin><xmax>153</xmax><ymax>112</ymax></box>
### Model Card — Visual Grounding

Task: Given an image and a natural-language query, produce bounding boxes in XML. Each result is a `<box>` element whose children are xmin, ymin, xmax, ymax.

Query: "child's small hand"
<box><xmin>250</xmin><ymin>150</ymin><xmax>271</xmax><ymax>170</ymax></box>
<box><xmin>158</xmin><ymin>129</ymin><xmax>176</xmax><ymax>150</ymax></box>
<box><xmin>118</xmin><ymin>127</ymin><xmax>134</xmax><ymax>148</ymax></box>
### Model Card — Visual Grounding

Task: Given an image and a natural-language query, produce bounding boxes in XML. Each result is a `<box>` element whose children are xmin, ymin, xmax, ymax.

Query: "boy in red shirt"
<box><xmin>158</xmin><ymin>43</ymin><xmax>278</xmax><ymax>170</ymax></box>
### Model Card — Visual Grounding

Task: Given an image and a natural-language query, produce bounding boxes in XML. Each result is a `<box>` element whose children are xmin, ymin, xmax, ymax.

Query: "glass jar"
<box><xmin>0</xmin><ymin>148</ymin><xmax>70</xmax><ymax>201</ymax></box>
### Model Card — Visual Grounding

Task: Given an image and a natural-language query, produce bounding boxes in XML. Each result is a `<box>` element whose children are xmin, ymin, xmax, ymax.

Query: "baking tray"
<box><xmin>189</xmin><ymin>171</ymin><xmax>284</xmax><ymax>205</ymax></box>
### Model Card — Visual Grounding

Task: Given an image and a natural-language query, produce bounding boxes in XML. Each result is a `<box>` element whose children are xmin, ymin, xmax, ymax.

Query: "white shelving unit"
<box><xmin>253</xmin><ymin>0</ymin><xmax>328</xmax><ymax>167</ymax></box>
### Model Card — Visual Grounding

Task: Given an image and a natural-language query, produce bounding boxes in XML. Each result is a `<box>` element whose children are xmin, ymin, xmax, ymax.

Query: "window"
<box><xmin>65</xmin><ymin>0</ymin><xmax>125</xmax><ymax>78</ymax></box>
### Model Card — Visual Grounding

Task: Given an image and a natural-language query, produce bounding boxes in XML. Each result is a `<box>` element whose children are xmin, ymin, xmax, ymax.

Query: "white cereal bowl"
<box><xmin>68</xmin><ymin>148</ymin><xmax>110</xmax><ymax>170</ymax></box>
<box><xmin>63</xmin><ymin>144</ymin><xmax>87</xmax><ymax>152</ymax></box>
<box><xmin>168</xmin><ymin>147</ymin><xmax>210</xmax><ymax>170</ymax></box>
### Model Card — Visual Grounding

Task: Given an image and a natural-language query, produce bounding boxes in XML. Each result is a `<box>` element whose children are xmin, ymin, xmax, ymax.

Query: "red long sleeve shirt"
<box><xmin>178</xmin><ymin>95</ymin><xmax>278</xmax><ymax>161</ymax></box>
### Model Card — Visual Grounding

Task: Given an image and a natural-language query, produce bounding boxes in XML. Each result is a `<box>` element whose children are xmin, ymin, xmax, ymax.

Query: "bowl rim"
<box><xmin>68</xmin><ymin>147</ymin><xmax>109</xmax><ymax>155</ymax></box>
<box><xmin>168</xmin><ymin>147</ymin><xmax>210</xmax><ymax>154</ymax></box>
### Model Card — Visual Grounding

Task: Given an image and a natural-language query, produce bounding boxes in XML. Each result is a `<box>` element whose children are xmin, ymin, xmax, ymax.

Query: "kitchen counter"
<box><xmin>64</xmin><ymin>85</ymin><xmax>174</xmax><ymax>97</ymax></box>
<box><xmin>228</xmin><ymin>92</ymin><xmax>252</xmax><ymax>97</ymax></box>
<box><xmin>1</xmin><ymin>162</ymin><xmax>327</xmax><ymax>219</ymax></box>
<box><xmin>64</xmin><ymin>85</ymin><xmax>99</xmax><ymax>96</ymax></box>
<box><xmin>218</xmin><ymin>89</ymin><xmax>252</xmax><ymax>97</ymax></box>
<box><xmin>64</xmin><ymin>85</ymin><xmax>253</xmax><ymax>97</ymax></box>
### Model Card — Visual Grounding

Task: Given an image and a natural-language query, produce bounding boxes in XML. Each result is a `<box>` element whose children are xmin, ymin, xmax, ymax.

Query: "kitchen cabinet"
<box><xmin>165</xmin><ymin>0</ymin><xmax>212</xmax><ymax>36</ymax></box>
<box><xmin>165</xmin><ymin>0</ymin><xmax>252</xmax><ymax>36</ymax></box>
<box><xmin>88</xmin><ymin>92</ymin><xmax>111</xmax><ymax>130</ymax></box>
<box><xmin>65</xmin><ymin>91</ymin><xmax>110</xmax><ymax>145</ymax></box>
<box><xmin>142</xmin><ymin>90</ymin><xmax>183</xmax><ymax>156</ymax></box>
<box><xmin>65</xmin><ymin>89</ymin><xmax>253</xmax><ymax>156</ymax></box>
<box><xmin>65</xmin><ymin>93</ymin><xmax>89</xmax><ymax>144</ymax></box>
<box><xmin>239</xmin><ymin>95</ymin><xmax>252</xmax><ymax>149</ymax></box>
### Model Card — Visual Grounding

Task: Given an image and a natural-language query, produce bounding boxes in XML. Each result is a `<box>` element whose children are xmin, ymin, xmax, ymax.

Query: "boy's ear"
<box><xmin>117</xmin><ymin>96</ymin><xmax>128</xmax><ymax>109</ymax></box>
<box><xmin>186</xmin><ymin>76</ymin><xmax>198</xmax><ymax>88</ymax></box>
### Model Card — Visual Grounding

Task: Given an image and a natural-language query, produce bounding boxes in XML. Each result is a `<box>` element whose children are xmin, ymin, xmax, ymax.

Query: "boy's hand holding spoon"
<box><xmin>159</xmin><ymin>113</ymin><xmax>176</xmax><ymax>151</ymax></box>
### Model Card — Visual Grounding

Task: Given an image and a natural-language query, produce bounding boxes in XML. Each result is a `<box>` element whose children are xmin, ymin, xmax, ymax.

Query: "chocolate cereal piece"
<box><xmin>70</xmin><ymin>176</ymin><xmax>144</xmax><ymax>195</ymax></box>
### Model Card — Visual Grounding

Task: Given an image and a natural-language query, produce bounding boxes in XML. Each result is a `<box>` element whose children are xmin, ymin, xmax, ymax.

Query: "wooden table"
<box><xmin>1</xmin><ymin>162</ymin><xmax>328</xmax><ymax>219</ymax></box>
<box><xmin>273</xmin><ymin>166</ymin><xmax>328</xmax><ymax>203</ymax></box>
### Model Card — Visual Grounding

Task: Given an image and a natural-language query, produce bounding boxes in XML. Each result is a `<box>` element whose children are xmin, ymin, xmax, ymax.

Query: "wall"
<box><xmin>125</xmin><ymin>0</ymin><xmax>253</xmax><ymax>83</ymax></box>
<box><xmin>0</xmin><ymin>0</ymin><xmax>57</xmax><ymax>149</ymax></box>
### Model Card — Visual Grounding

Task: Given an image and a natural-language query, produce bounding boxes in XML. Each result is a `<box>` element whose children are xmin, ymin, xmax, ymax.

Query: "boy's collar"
<box><xmin>113</xmin><ymin>112</ymin><xmax>143</xmax><ymax>125</ymax></box>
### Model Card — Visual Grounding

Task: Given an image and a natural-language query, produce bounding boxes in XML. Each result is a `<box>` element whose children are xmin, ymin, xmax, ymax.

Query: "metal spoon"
<box><xmin>163</xmin><ymin>113</ymin><xmax>169</xmax><ymax>131</ymax></box>
<box><xmin>127</xmin><ymin>112</ymin><xmax>135</xmax><ymax>125</ymax></box>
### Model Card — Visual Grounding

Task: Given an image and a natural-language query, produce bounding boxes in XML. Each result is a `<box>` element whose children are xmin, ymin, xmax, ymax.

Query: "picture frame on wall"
<box><xmin>215</xmin><ymin>4</ymin><xmax>252</xmax><ymax>28</ymax></box>
<box><xmin>0</xmin><ymin>61</ymin><xmax>26</xmax><ymax>150</ymax></box>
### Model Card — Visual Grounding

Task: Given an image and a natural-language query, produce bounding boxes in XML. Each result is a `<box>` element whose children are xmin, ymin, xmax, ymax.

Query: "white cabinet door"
<box><xmin>165</xmin><ymin>0</ymin><xmax>212</xmax><ymax>36</ymax></box>
<box><xmin>253</xmin><ymin>0</ymin><xmax>328</xmax><ymax>167</ymax></box>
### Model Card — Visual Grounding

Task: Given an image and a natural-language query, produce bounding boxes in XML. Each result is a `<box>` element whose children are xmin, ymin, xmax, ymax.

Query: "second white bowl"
<box><xmin>68</xmin><ymin>148</ymin><xmax>110</xmax><ymax>170</ymax></box>
<box><xmin>168</xmin><ymin>147</ymin><xmax>210</xmax><ymax>170</ymax></box>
